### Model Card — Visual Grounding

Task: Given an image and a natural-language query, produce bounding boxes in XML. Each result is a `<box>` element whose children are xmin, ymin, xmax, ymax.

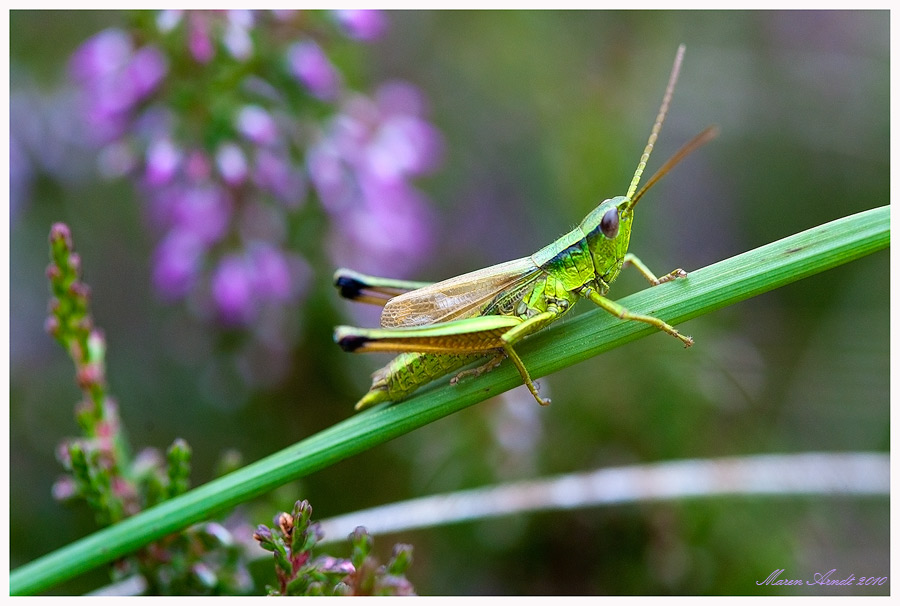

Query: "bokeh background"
<box><xmin>10</xmin><ymin>10</ymin><xmax>889</xmax><ymax>595</ymax></box>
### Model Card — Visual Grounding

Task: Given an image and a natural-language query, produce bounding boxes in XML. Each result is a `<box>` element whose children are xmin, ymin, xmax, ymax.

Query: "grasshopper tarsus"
<box><xmin>654</xmin><ymin>268</ymin><xmax>688</xmax><ymax>285</ymax></box>
<box><xmin>534</xmin><ymin>381</ymin><xmax>551</xmax><ymax>406</ymax></box>
<box><xmin>673</xmin><ymin>330</ymin><xmax>694</xmax><ymax>348</ymax></box>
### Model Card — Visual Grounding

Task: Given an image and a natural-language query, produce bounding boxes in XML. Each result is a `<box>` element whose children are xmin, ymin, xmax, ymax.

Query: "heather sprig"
<box><xmin>68</xmin><ymin>10</ymin><xmax>443</xmax><ymax>389</ymax></box>
<box><xmin>46</xmin><ymin>223</ymin><xmax>252</xmax><ymax>594</ymax></box>
<box><xmin>46</xmin><ymin>222</ymin><xmax>131</xmax><ymax>522</ymax></box>
<box><xmin>254</xmin><ymin>500</ymin><xmax>415</xmax><ymax>596</ymax></box>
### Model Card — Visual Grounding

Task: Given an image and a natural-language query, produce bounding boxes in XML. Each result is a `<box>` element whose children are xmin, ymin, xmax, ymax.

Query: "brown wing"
<box><xmin>380</xmin><ymin>257</ymin><xmax>543</xmax><ymax>328</ymax></box>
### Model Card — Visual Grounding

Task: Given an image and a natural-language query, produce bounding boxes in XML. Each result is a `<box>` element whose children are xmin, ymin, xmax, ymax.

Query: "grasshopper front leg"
<box><xmin>623</xmin><ymin>253</ymin><xmax>687</xmax><ymax>286</ymax></box>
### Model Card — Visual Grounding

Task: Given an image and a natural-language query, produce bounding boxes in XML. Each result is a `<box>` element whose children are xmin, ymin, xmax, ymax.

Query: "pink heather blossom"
<box><xmin>287</xmin><ymin>40</ymin><xmax>341</xmax><ymax>101</ymax></box>
<box><xmin>212</xmin><ymin>254</ymin><xmax>256</xmax><ymax>324</ymax></box>
<box><xmin>145</xmin><ymin>138</ymin><xmax>181</xmax><ymax>186</ymax></box>
<box><xmin>216</xmin><ymin>142</ymin><xmax>248</xmax><ymax>186</ymax></box>
<box><xmin>237</xmin><ymin>105</ymin><xmax>279</xmax><ymax>146</ymax></box>
<box><xmin>188</xmin><ymin>13</ymin><xmax>215</xmax><ymax>64</ymax></box>
<box><xmin>153</xmin><ymin>229</ymin><xmax>205</xmax><ymax>298</ymax></box>
<box><xmin>332</xmin><ymin>10</ymin><xmax>387</xmax><ymax>41</ymax></box>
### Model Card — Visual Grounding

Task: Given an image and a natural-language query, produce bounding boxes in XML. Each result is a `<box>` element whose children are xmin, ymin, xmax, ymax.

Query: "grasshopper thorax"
<box><xmin>581</xmin><ymin>195</ymin><xmax>633</xmax><ymax>285</ymax></box>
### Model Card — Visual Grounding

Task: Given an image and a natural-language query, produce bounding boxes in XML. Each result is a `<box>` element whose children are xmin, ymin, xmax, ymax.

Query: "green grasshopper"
<box><xmin>334</xmin><ymin>45</ymin><xmax>716</xmax><ymax>411</ymax></box>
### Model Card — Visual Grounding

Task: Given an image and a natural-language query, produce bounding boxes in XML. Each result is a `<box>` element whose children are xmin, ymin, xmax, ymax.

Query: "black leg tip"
<box><xmin>336</xmin><ymin>333</ymin><xmax>369</xmax><ymax>352</ymax></box>
<box><xmin>334</xmin><ymin>275</ymin><xmax>367</xmax><ymax>301</ymax></box>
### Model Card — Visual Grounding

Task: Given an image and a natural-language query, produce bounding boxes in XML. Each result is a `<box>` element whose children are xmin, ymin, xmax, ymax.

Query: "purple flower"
<box><xmin>224</xmin><ymin>10</ymin><xmax>254</xmax><ymax>60</ymax></box>
<box><xmin>306</xmin><ymin>142</ymin><xmax>351</xmax><ymax>212</ymax></box>
<box><xmin>69</xmin><ymin>28</ymin><xmax>132</xmax><ymax>83</ymax></box>
<box><xmin>85</xmin><ymin>72</ymin><xmax>134</xmax><ymax>121</ymax></box>
<box><xmin>318</xmin><ymin>83</ymin><xmax>442</xmax><ymax>184</ymax></box>
<box><xmin>73</xmin><ymin>75</ymin><xmax>134</xmax><ymax>143</ymax></box>
<box><xmin>252</xmin><ymin>148</ymin><xmax>305</xmax><ymax>207</ymax></box>
<box><xmin>70</xmin><ymin>30</ymin><xmax>168</xmax><ymax>146</ymax></box>
<box><xmin>286</xmin><ymin>40</ymin><xmax>341</xmax><ymax>101</ymax></box>
<box><xmin>153</xmin><ymin>229</ymin><xmax>205</xmax><ymax>299</ymax></box>
<box><xmin>216</xmin><ymin>142</ymin><xmax>248</xmax><ymax>186</ymax></box>
<box><xmin>227</xmin><ymin>9</ymin><xmax>253</xmax><ymax>29</ymax></box>
<box><xmin>124</xmin><ymin>46</ymin><xmax>168</xmax><ymax>100</ymax></box>
<box><xmin>236</xmin><ymin>105</ymin><xmax>278</xmax><ymax>146</ymax></box>
<box><xmin>366</xmin><ymin>115</ymin><xmax>443</xmax><ymax>180</ymax></box>
<box><xmin>184</xmin><ymin>149</ymin><xmax>212</xmax><ymax>181</ymax></box>
<box><xmin>375</xmin><ymin>80</ymin><xmax>428</xmax><ymax>118</ymax></box>
<box><xmin>330</xmin><ymin>99</ymin><xmax>378</xmax><ymax>161</ymax></box>
<box><xmin>307</xmin><ymin>81</ymin><xmax>442</xmax><ymax>275</ymax></box>
<box><xmin>188</xmin><ymin>13</ymin><xmax>215</xmax><ymax>64</ymax></box>
<box><xmin>270</xmin><ymin>10</ymin><xmax>296</xmax><ymax>22</ymax></box>
<box><xmin>332</xmin><ymin>10</ymin><xmax>387</xmax><ymax>42</ymax></box>
<box><xmin>170</xmin><ymin>184</ymin><xmax>232</xmax><ymax>244</ymax></box>
<box><xmin>61</xmin><ymin>10</ymin><xmax>442</xmax><ymax>369</ymax></box>
<box><xmin>211</xmin><ymin>244</ymin><xmax>310</xmax><ymax>325</ymax></box>
<box><xmin>359</xmin><ymin>174</ymin><xmax>433</xmax><ymax>256</ymax></box>
<box><xmin>131</xmin><ymin>105</ymin><xmax>174</xmax><ymax>143</ymax></box>
<box><xmin>212</xmin><ymin>254</ymin><xmax>256</xmax><ymax>324</ymax></box>
<box><xmin>316</xmin><ymin>555</ymin><xmax>356</xmax><ymax>575</ymax></box>
<box><xmin>332</xmin><ymin>174</ymin><xmax>434</xmax><ymax>275</ymax></box>
<box><xmin>145</xmin><ymin>138</ymin><xmax>181</xmax><ymax>186</ymax></box>
<box><xmin>155</xmin><ymin>10</ymin><xmax>183</xmax><ymax>34</ymax></box>
<box><xmin>248</xmin><ymin>243</ymin><xmax>292</xmax><ymax>301</ymax></box>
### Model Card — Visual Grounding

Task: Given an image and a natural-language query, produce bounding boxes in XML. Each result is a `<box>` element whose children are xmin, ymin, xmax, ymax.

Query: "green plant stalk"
<box><xmin>10</xmin><ymin>205</ymin><xmax>888</xmax><ymax>595</ymax></box>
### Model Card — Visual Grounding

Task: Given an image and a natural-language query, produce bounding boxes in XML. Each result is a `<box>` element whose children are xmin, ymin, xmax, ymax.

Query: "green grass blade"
<box><xmin>9</xmin><ymin>205</ymin><xmax>888</xmax><ymax>595</ymax></box>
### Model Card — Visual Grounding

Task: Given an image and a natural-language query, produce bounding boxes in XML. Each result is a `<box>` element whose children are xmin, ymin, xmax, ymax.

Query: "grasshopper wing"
<box><xmin>381</xmin><ymin>257</ymin><xmax>543</xmax><ymax>328</ymax></box>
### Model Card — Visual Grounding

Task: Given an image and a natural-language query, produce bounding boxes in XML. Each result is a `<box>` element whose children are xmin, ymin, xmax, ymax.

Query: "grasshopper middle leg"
<box><xmin>584</xmin><ymin>289</ymin><xmax>693</xmax><ymax>347</ymax></box>
<box><xmin>497</xmin><ymin>310</ymin><xmax>562</xmax><ymax>406</ymax></box>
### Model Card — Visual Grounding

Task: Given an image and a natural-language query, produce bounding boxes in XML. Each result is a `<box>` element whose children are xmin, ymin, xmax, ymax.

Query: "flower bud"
<box><xmin>253</xmin><ymin>524</ymin><xmax>274</xmax><ymax>550</ymax></box>
<box><xmin>278</xmin><ymin>511</ymin><xmax>294</xmax><ymax>536</ymax></box>
<box><xmin>49</xmin><ymin>222</ymin><xmax>73</xmax><ymax>248</ymax></box>
<box><xmin>388</xmin><ymin>543</ymin><xmax>413</xmax><ymax>574</ymax></box>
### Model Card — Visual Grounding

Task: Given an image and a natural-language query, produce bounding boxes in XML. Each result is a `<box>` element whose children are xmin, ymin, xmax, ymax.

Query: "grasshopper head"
<box><xmin>580</xmin><ymin>195</ymin><xmax>633</xmax><ymax>284</ymax></box>
<box><xmin>580</xmin><ymin>45</ymin><xmax>717</xmax><ymax>289</ymax></box>
<box><xmin>578</xmin><ymin>46</ymin><xmax>685</xmax><ymax>289</ymax></box>
<box><xmin>580</xmin><ymin>119</ymin><xmax>719</xmax><ymax>287</ymax></box>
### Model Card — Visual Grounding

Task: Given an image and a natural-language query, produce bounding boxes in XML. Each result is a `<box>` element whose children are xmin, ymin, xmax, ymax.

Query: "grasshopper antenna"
<box><xmin>625</xmin><ymin>44</ymin><xmax>684</xmax><ymax>209</ymax></box>
<box><xmin>630</xmin><ymin>125</ymin><xmax>719</xmax><ymax>207</ymax></box>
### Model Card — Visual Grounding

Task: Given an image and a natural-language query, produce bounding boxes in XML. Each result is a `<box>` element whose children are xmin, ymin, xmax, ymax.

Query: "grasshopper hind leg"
<box><xmin>452</xmin><ymin>349</ymin><xmax>550</xmax><ymax>406</ymax></box>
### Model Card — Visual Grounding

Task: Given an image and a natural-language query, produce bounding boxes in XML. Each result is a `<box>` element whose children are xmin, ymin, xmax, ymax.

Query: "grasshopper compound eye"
<box><xmin>600</xmin><ymin>208</ymin><xmax>619</xmax><ymax>239</ymax></box>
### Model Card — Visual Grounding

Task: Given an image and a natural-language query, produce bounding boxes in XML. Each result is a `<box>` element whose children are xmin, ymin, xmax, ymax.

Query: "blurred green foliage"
<box><xmin>10</xmin><ymin>10</ymin><xmax>888</xmax><ymax>595</ymax></box>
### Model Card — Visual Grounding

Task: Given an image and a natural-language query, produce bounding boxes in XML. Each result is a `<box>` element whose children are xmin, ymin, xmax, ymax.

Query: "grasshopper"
<box><xmin>334</xmin><ymin>45</ymin><xmax>716</xmax><ymax>411</ymax></box>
